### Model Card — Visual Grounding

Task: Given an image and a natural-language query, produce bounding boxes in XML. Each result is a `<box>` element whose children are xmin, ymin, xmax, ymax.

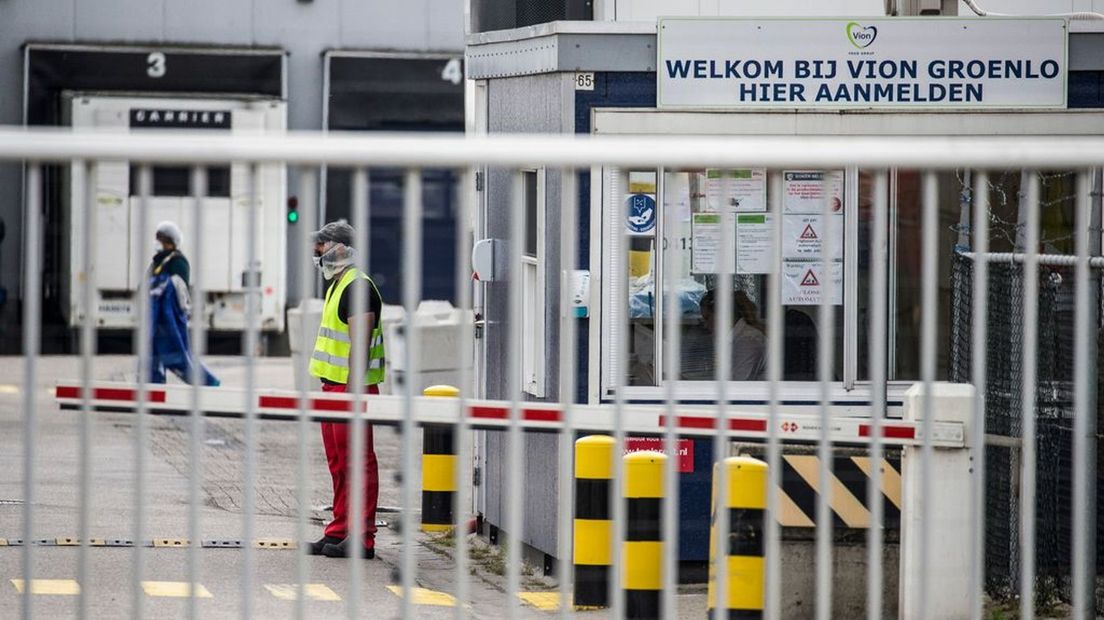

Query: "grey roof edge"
<box><xmin>466</xmin><ymin>20</ymin><xmax>656</xmax><ymax>46</ymax></box>
<box><xmin>466</xmin><ymin>22</ymin><xmax>656</xmax><ymax>79</ymax></box>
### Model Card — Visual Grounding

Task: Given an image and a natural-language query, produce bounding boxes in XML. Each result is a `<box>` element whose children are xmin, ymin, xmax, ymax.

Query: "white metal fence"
<box><xmin>2</xmin><ymin>127</ymin><xmax>1101</xmax><ymax>619</ymax></box>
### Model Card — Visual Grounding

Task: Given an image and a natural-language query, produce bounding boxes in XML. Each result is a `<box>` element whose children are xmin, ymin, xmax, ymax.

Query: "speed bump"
<box><xmin>153</xmin><ymin>538</ymin><xmax>189</xmax><ymax>548</ymax></box>
<box><xmin>255</xmin><ymin>538</ymin><xmax>297</xmax><ymax>549</ymax></box>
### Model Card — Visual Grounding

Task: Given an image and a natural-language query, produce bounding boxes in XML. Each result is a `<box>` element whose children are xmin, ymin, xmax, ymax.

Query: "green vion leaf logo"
<box><xmin>846</xmin><ymin>21</ymin><xmax>878</xmax><ymax>49</ymax></box>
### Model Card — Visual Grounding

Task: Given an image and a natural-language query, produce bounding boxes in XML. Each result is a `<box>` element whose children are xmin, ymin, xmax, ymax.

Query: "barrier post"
<box><xmin>900</xmin><ymin>383</ymin><xmax>974</xmax><ymax>619</ymax></box>
<box><xmin>574</xmin><ymin>435</ymin><xmax>614</xmax><ymax>608</ymax></box>
<box><xmin>421</xmin><ymin>385</ymin><xmax>459</xmax><ymax>532</ymax></box>
<box><xmin>708</xmin><ymin>456</ymin><xmax>767</xmax><ymax>619</ymax></box>
<box><xmin>624</xmin><ymin>450</ymin><xmax>666</xmax><ymax>619</ymax></box>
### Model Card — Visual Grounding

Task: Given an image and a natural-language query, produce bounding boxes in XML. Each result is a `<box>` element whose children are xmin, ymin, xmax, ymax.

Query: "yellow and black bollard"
<box><xmin>707</xmin><ymin>456</ymin><xmax>767</xmax><ymax>619</ymax></box>
<box><xmin>420</xmin><ymin>385</ymin><xmax>459</xmax><ymax>533</ymax></box>
<box><xmin>624</xmin><ymin>450</ymin><xmax>666</xmax><ymax>620</ymax></box>
<box><xmin>573</xmin><ymin>435</ymin><xmax>615</xmax><ymax>608</ymax></box>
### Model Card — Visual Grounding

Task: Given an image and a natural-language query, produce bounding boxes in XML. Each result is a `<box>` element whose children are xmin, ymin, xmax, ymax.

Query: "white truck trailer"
<box><xmin>62</xmin><ymin>94</ymin><xmax>288</xmax><ymax>334</ymax></box>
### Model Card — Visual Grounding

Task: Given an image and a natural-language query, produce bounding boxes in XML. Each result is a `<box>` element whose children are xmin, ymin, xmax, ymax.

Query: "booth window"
<box><xmin>659</xmin><ymin>169</ymin><xmax>843</xmax><ymax>384</ymax></box>
<box><xmin>608</xmin><ymin>167</ymin><xmax>847</xmax><ymax>394</ymax></box>
<box><xmin>521</xmin><ymin>169</ymin><xmax>546</xmax><ymax>397</ymax></box>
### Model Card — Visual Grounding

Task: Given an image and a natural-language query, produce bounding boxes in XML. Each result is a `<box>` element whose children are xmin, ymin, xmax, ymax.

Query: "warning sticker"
<box><xmin>783</xmin><ymin>215</ymin><xmax>843</xmax><ymax>260</ymax></box>
<box><xmin>782</xmin><ymin>261</ymin><xmax>842</xmax><ymax>305</ymax></box>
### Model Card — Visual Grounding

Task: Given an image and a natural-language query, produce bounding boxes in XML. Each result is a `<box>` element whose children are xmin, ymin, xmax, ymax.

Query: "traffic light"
<box><xmin>287</xmin><ymin>196</ymin><xmax>299</xmax><ymax>224</ymax></box>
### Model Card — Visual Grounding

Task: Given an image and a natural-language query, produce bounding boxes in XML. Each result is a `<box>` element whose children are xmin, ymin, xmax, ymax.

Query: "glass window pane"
<box><xmin>660</xmin><ymin>168</ymin><xmax>845</xmax><ymax>383</ymax></box>
<box><xmin>524</xmin><ymin>171</ymin><xmax>537</xmax><ymax>257</ymax></box>
<box><xmin>626</xmin><ymin>171</ymin><xmax>658</xmax><ymax>386</ymax></box>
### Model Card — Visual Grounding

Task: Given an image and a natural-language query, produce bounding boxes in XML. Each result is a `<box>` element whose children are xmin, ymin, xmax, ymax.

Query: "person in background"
<box><xmin>148</xmin><ymin>221</ymin><xmax>219</xmax><ymax>386</ymax></box>
<box><xmin>307</xmin><ymin>220</ymin><xmax>385</xmax><ymax>560</ymax></box>
<box><xmin>698</xmin><ymin>289</ymin><xmax>767</xmax><ymax>381</ymax></box>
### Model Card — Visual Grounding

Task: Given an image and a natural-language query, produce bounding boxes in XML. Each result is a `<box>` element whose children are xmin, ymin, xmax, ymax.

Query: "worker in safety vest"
<box><xmin>307</xmin><ymin>220</ymin><xmax>385</xmax><ymax>559</ymax></box>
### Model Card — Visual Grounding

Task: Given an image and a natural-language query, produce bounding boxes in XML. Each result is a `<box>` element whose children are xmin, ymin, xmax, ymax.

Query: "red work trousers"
<box><xmin>320</xmin><ymin>382</ymin><xmax>379</xmax><ymax>548</ymax></box>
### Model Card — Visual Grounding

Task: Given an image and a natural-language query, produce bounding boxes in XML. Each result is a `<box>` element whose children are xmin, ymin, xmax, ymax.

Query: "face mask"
<box><xmin>314</xmin><ymin>243</ymin><xmax>355</xmax><ymax>279</ymax></box>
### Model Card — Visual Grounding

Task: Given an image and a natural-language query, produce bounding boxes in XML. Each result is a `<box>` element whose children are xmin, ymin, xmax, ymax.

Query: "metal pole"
<box><xmin>1018</xmin><ymin>172</ymin><xmax>1040</xmax><ymax>620</ymax></box>
<box><xmin>969</xmin><ymin>172</ymin><xmax>990</xmax><ymax>620</ymax></box>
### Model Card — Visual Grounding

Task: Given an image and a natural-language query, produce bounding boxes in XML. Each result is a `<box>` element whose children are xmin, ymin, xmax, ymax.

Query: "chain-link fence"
<box><xmin>950</xmin><ymin>249</ymin><xmax>1103</xmax><ymax>606</ymax></box>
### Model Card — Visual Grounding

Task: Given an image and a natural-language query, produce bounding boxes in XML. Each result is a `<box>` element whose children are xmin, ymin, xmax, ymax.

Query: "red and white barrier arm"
<box><xmin>54</xmin><ymin>381</ymin><xmax>965</xmax><ymax>448</ymax></box>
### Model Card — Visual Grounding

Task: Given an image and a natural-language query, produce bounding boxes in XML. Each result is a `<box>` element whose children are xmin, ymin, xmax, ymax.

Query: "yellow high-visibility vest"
<box><xmin>309</xmin><ymin>268</ymin><xmax>385</xmax><ymax>385</ymax></box>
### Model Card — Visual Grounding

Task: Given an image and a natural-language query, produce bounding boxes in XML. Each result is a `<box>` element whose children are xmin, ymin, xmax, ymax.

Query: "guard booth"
<box><xmin>466</xmin><ymin>16</ymin><xmax>1104</xmax><ymax>609</ymax></box>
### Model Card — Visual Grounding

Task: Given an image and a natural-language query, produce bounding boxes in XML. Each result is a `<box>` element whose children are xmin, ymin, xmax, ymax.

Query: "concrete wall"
<box><xmin>0</xmin><ymin>0</ymin><xmax>464</xmax><ymax>349</ymax></box>
<box><xmin>482</xmin><ymin>72</ymin><xmax>573</xmax><ymax>555</ymax></box>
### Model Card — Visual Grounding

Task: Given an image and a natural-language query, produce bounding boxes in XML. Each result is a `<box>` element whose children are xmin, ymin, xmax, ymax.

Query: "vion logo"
<box><xmin>846</xmin><ymin>21</ymin><xmax>878</xmax><ymax>49</ymax></box>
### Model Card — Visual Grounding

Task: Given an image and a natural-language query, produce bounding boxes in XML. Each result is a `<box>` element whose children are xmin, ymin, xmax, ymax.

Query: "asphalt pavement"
<box><xmin>0</xmin><ymin>355</ymin><xmax>558</xmax><ymax>619</ymax></box>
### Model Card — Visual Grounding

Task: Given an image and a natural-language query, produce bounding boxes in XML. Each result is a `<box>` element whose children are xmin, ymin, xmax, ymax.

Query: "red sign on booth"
<box><xmin>623</xmin><ymin>437</ymin><xmax>695</xmax><ymax>473</ymax></box>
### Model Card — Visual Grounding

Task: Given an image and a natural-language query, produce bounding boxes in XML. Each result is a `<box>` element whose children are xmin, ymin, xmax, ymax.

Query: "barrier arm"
<box><xmin>54</xmin><ymin>380</ymin><xmax>966</xmax><ymax>448</ymax></box>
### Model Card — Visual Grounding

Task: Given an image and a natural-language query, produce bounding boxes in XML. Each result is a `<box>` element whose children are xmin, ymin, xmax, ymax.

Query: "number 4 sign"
<box><xmin>440</xmin><ymin>58</ymin><xmax>463</xmax><ymax>85</ymax></box>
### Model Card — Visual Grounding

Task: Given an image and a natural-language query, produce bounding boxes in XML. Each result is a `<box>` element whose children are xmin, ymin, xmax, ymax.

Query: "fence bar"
<box><xmin>918</xmin><ymin>171</ymin><xmax>940</xmax><ymax>620</ymax></box>
<box><xmin>1072</xmin><ymin>170</ymin><xmax>1097</xmax><ymax>618</ymax></box>
<box><xmin>187</xmin><ymin>166</ymin><xmax>208</xmax><ymax>618</ymax></box>
<box><xmin>7</xmin><ymin>130</ymin><xmax>1104</xmax><ymax>170</ymax></box>
<box><xmin>506</xmin><ymin>170</ymin><xmax>526</xmax><ymax>619</ymax></box>
<box><xmin>347</xmin><ymin>167</ymin><xmax>370</xmax><ymax>619</ymax></box>
<box><xmin>240</xmin><ymin>163</ymin><xmax>261</xmax><ymax>620</ymax></box>
<box><xmin>400</xmin><ymin>168</ymin><xmax>424</xmax><ymax>620</ymax></box>
<box><xmin>556</xmin><ymin>168</ymin><xmax>579</xmax><ymax>620</ymax></box>
<box><xmin>454</xmin><ymin>167</ymin><xmax>477</xmax><ymax>620</ymax></box>
<box><xmin>712</xmin><ymin>190</ymin><xmax>734</xmax><ymax>620</ymax></box>
<box><xmin>814</xmin><ymin>170</ymin><xmax>838</xmax><ymax>620</ymax></box>
<box><xmin>959</xmin><ymin>251</ymin><xmax>1104</xmax><ymax>267</ymax></box>
<box><xmin>866</xmin><ymin>170</ymin><xmax>889</xmax><ymax>620</ymax></box>
<box><xmin>77</xmin><ymin>160</ymin><xmax>97</xmax><ymax>620</ymax></box>
<box><xmin>294</xmin><ymin>168</ymin><xmax>319</xmax><ymax>620</ymax></box>
<box><xmin>764</xmin><ymin>172</ymin><xmax>784</xmax><ymax>619</ymax></box>
<box><xmin>610</xmin><ymin>166</ymin><xmax>629</xmax><ymax>620</ymax></box>
<box><xmin>969</xmin><ymin>171</ymin><xmax>990</xmax><ymax>620</ymax></box>
<box><xmin>1018</xmin><ymin>173</ymin><xmax>1041</xmax><ymax>620</ymax></box>
<box><xmin>21</xmin><ymin>164</ymin><xmax>41</xmax><ymax>620</ymax></box>
<box><xmin>131</xmin><ymin>164</ymin><xmax>153</xmax><ymax>620</ymax></box>
<box><xmin>662</xmin><ymin>167</ymin><xmax>683</xmax><ymax>620</ymax></box>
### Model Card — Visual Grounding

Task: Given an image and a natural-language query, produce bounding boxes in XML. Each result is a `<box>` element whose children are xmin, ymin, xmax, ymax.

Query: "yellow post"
<box><xmin>624</xmin><ymin>450</ymin><xmax>666</xmax><ymax>620</ymax></box>
<box><xmin>420</xmin><ymin>385</ymin><xmax>459</xmax><ymax>532</ymax></box>
<box><xmin>574</xmin><ymin>435</ymin><xmax>615</xmax><ymax>608</ymax></box>
<box><xmin>708</xmin><ymin>456</ymin><xmax>767</xmax><ymax>619</ymax></box>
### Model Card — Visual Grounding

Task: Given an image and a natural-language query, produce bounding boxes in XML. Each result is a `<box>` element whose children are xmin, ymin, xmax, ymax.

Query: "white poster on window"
<box><xmin>781</xmin><ymin>260</ymin><xmax>843</xmax><ymax>305</ymax></box>
<box><xmin>706</xmin><ymin>168</ymin><xmax>767</xmax><ymax>212</ymax></box>
<box><xmin>691</xmin><ymin>212</ymin><xmax>736</xmax><ymax>274</ymax></box>
<box><xmin>783</xmin><ymin>170</ymin><xmax>844</xmax><ymax>214</ymax></box>
<box><xmin>736</xmin><ymin>213</ymin><xmax>772</xmax><ymax>274</ymax></box>
<box><xmin>782</xmin><ymin>214</ymin><xmax>843</xmax><ymax>260</ymax></box>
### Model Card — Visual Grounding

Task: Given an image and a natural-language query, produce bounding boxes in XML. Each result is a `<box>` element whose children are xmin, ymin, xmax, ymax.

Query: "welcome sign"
<box><xmin>657</xmin><ymin>18</ymin><xmax>1067</xmax><ymax>109</ymax></box>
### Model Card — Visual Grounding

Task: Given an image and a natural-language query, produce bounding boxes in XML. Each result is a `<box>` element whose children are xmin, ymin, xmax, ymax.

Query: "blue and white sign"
<box><xmin>626</xmin><ymin>193</ymin><xmax>657</xmax><ymax>234</ymax></box>
<box><xmin>658</xmin><ymin>18</ymin><xmax>1067</xmax><ymax>109</ymax></box>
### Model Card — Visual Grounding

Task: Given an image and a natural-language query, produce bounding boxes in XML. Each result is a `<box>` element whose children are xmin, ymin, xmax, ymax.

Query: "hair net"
<box><xmin>155</xmin><ymin>221</ymin><xmax>183</xmax><ymax>248</ymax></box>
<box><xmin>312</xmin><ymin>220</ymin><xmax>355</xmax><ymax>248</ymax></box>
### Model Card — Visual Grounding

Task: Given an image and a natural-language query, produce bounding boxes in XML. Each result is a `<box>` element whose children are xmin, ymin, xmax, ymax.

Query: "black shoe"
<box><xmin>321</xmin><ymin>538</ymin><xmax>375</xmax><ymax>559</ymax></box>
<box><xmin>307</xmin><ymin>535</ymin><xmax>342</xmax><ymax>556</ymax></box>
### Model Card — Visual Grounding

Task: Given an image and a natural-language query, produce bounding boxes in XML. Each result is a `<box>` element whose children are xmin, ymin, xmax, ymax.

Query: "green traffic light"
<box><xmin>288</xmin><ymin>210</ymin><xmax>299</xmax><ymax>224</ymax></box>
